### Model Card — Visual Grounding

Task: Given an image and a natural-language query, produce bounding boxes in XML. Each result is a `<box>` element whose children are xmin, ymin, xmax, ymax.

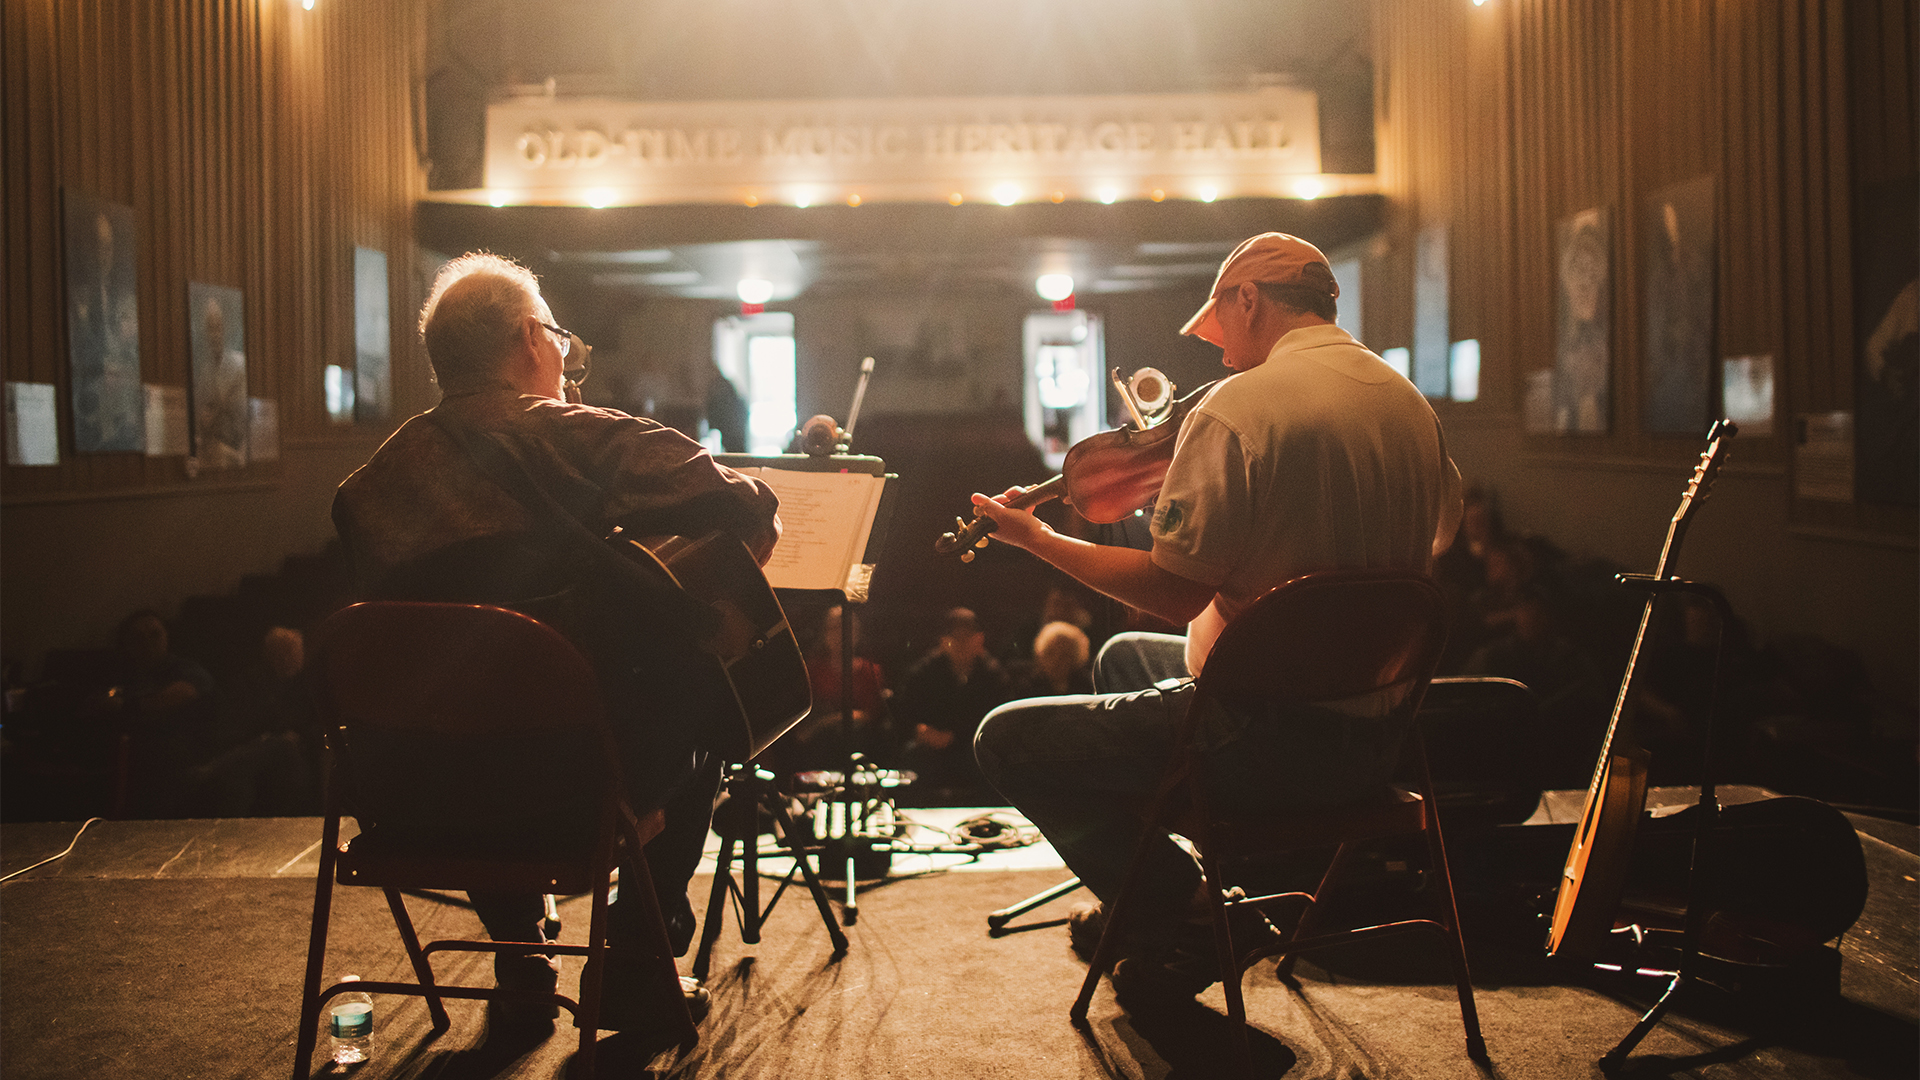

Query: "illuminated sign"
<box><xmin>478</xmin><ymin>90</ymin><xmax>1346</xmax><ymax>207</ymax></box>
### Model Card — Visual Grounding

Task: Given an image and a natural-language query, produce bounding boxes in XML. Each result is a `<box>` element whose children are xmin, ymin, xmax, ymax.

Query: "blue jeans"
<box><xmin>974</xmin><ymin>631</ymin><xmax>1408</xmax><ymax>941</ymax></box>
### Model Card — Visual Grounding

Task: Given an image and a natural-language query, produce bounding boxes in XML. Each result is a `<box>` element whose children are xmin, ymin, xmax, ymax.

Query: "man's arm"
<box><xmin>969</xmin><ymin>489</ymin><xmax>1216</xmax><ymax>626</ymax></box>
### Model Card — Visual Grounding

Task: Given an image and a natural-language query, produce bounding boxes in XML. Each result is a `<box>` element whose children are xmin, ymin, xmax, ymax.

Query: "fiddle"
<box><xmin>935</xmin><ymin>368</ymin><xmax>1216</xmax><ymax>560</ymax></box>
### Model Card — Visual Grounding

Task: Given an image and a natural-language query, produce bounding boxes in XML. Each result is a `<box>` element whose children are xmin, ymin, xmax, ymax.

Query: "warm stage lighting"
<box><xmin>1096</xmin><ymin>186</ymin><xmax>1119</xmax><ymax>205</ymax></box>
<box><xmin>1198</xmin><ymin>185</ymin><xmax>1219</xmax><ymax>203</ymax></box>
<box><xmin>487</xmin><ymin>191</ymin><xmax>508</xmax><ymax>208</ymax></box>
<box><xmin>584</xmin><ymin>188</ymin><xmax>616</xmax><ymax>208</ymax></box>
<box><xmin>1150</xmin><ymin>188</ymin><xmax>1165</xmax><ymax>202</ymax></box>
<box><xmin>1035</xmin><ymin>274</ymin><xmax>1075</xmax><ymax>302</ymax></box>
<box><xmin>736</xmin><ymin>278</ymin><xmax>775</xmax><ymax>305</ymax></box>
<box><xmin>846</xmin><ymin>193</ymin><xmax>862</xmax><ymax>207</ymax></box>
<box><xmin>1293</xmin><ymin>176</ymin><xmax>1326</xmax><ymax>200</ymax></box>
<box><xmin>948</xmin><ymin>192</ymin><xmax>964</xmax><ymax>205</ymax></box>
<box><xmin>993</xmin><ymin>183</ymin><xmax>1020</xmax><ymax>206</ymax></box>
<box><xmin>791</xmin><ymin>188</ymin><xmax>816</xmax><ymax>208</ymax></box>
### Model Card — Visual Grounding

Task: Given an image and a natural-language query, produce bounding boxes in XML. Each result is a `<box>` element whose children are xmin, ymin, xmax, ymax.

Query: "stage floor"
<box><xmin>2</xmin><ymin>792</ymin><xmax>1913</xmax><ymax>1079</ymax></box>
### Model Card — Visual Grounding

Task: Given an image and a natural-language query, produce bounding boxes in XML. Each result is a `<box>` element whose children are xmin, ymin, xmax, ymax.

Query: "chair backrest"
<box><xmin>311</xmin><ymin>602</ymin><xmax>613</xmax><ymax>843</ymax></box>
<box><xmin>312</xmin><ymin>601</ymin><xmax>607</xmax><ymax>738</ymax></box>
<box><xmin>1196</xmin><ymin>569</ymin><xmax>1449</xmax><ymax>709</ymax></box>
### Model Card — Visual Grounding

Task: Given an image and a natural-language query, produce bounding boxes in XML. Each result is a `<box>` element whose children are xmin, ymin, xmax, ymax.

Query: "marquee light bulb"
<box><xmin>1035</xmin><ymin>274</ymin><xmax>1075</xmax><ymax>303</ymax></box>
<box><xmin>736</xmin><ymin>278</ymin><xmax>775</xmax><ymax>305</ymax></box>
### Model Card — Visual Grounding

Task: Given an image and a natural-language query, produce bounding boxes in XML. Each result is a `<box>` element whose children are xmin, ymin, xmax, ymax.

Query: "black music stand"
<box><xmin>715</xmin><ymin>452</ymin><xmax>898</xmax><ymax>926</ymax></box>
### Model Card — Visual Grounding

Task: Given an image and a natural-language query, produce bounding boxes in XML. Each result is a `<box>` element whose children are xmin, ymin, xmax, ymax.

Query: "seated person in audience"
<box><xmin>217</xmin><ymin>626</ymin><xmax>322</xmax><ymax>815</ymax></box>
<box><xmin>331</xmin><ymin>252</ymin><xmax>780</xmax><ymax>1036</ymax></box>
<box><xmin>96</xmin><ymin>610</ymin><xmax>219</xmax><ymax>816</ymax></box>
<box><xmin>895</xmin><ymin>607</ymin><xmax>1011</xmax><ymax>802</ymax></box>
<box><xmin>1008</xmin><ymin>620</ymin><xmax>1094</xmax><ymax>699</ymax></box>
<box><xmin>772</xmin><ymin>605</ymin><xmax>888</xmax><ymax>773</ymax></box>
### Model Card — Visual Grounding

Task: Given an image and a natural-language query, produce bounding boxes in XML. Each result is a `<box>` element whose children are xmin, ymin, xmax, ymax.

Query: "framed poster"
<box><xmin>188</xmin><ymin>282</ymin><xmax>248</xmax><ymax>468</ymax></box>
<box><xmin>63</xmin><ymin>190</ymin><xmax>145</xmax><ymax>452</ymax></box>
<box><xmin>1854</xmin><ymin>176</ymin><xmax>1918</xmax><ymax>506</ymax></box>
<box><xmin>353</xmin><ymin>247</ymin><xmax>392</xmax><ymax>422</ymax></box>
<box><xmin>1553</xmin><ymin>206</ymin><xmax>1611</xmax><ymax>433</ymax></box>
<box><xmin>1641</xmin><ymin>175</ymin><xmax>1717</xmax><ymax>435</ymax></box>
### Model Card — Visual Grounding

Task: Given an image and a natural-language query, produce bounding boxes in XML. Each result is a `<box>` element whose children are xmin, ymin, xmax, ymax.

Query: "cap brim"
<box><xmin>1180</xmin><ymin>297</ymin><xmax>1222</xmax><ymax>344</ymax></box>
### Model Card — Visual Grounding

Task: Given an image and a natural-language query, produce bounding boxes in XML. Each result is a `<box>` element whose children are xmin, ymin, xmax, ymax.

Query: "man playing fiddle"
<box><xmin>971</xmin><ymin>232</ymin><xmax>1463</xmax><ymax>1004</ymax></box>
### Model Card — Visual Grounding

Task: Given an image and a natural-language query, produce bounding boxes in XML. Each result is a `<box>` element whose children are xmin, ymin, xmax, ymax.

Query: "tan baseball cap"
<box><xmin>1180</xmin><ymin>232</ymin><xmax>1339</xmax><ymax>343</ymax></box>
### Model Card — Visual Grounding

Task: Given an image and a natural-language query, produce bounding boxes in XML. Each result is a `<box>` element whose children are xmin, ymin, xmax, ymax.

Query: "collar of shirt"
<box><xmin>1265</xmin><ymin>323</ymin><xmax>1397</xmax><ymax>385</ymax></box>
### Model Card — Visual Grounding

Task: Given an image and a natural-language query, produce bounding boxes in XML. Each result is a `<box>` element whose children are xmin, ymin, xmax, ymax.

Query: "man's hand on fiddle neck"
<box><xmin>969</xmin><ymin>488</ymin><xmax>1215</xmax><ymax>628</ymax></box>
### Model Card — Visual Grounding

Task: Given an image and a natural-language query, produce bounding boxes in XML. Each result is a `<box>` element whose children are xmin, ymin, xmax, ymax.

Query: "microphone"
<box><xmin>800</xmin><ymin>414</ymin><xmax>843</xmax><ymax>456</ymax></box>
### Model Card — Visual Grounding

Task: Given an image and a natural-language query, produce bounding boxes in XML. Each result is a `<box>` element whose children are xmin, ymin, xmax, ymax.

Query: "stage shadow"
<box><xmin>1082</xmin><ymin>997</ymin><xmax>1299</xmax><ymax>1079</ymax></box>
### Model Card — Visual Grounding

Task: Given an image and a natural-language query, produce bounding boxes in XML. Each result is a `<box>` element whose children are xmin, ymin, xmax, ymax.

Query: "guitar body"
<box><xmin>1546</xmin><ymin>743</ymin><xmax>1649</xmax><ymax>959</ymax></box>
<box><xmin>618</xmin><ymin>531</ymin><xmax>812</xmax><ymax>762</ymax></box>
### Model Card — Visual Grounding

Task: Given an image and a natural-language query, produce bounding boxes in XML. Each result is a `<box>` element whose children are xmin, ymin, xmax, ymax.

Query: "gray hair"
<box><xmin>418</xmin><ymin>252</ymin><xmax>541</xmax><ymax>390</ymax></box>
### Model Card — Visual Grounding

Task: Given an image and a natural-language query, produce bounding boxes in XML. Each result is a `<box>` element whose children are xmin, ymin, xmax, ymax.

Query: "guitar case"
<box><xmin>1621</xmin><ymin>795</ymin><xmax>1870</xmax><ymax>963</ymax></box>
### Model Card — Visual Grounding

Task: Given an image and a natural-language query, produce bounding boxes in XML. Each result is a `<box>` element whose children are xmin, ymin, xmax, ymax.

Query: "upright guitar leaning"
<box><xmin>1546</xmin><ymin>420</ymin><xmax>1736</xmax><ymax>961</ymax></box>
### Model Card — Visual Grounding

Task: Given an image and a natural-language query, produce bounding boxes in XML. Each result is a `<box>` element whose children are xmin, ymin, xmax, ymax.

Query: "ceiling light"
<box><xmin>1035</xmin><ymin>274</ymin><xmax>1075</xmax><ymax>302</ymax></box>
<box><xmin>736</xmin><ymin>278</ymin><xmax>775</xmax><ymax>305</ymax></box>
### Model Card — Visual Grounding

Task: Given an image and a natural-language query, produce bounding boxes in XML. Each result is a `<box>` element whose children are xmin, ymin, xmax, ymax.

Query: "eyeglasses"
<box><xmin>537</xmin><ymin>320</ymin><xmax>574</xmax><ymax>358</ymax></box>
<box><xmin>538</xmin><ymin>320</ymin><xmax>594</xmax><ymax>388</ymax></box>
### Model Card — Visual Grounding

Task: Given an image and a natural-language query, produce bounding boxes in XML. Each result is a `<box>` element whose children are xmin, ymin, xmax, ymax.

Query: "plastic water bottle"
<box><xmin>328</xmin><ymin>976</ymin><xmax>373</xmax><ymax>1065</ymax></box>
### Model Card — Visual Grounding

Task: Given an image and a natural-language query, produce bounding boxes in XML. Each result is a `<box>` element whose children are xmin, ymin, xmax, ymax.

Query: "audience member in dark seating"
<box><xmin>218</xmin><ymin>626</ymin><xmax>322</xmax><ymax>815</ymax></box>
<box><xmin>895</xmin><ymin>607</ymin><xmax>1010</xmax><ymax>802</ymax></box>
<box><xmin>1008</xmin><ymin>620</ymin><xmax>1095</xmax><ymax>699</ymax></box>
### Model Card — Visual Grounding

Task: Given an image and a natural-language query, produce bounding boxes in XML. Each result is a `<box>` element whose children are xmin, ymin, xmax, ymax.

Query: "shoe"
<box><xmin>1110</xmin><ymin>949</ymin><xmax>1218</xmax><ymax>1006</ymax></box>
<box><xmin>490</xmin><ymin>951</ymin><xmax>561</xmax><ymax>1028</ymax></box>
<box><xmin>1067</xmin><ymin>902</ymin><xmax>1106</xmax><ymax>962</ymax></box>
<box><xmin>593</xmin><ymin>969</ymin><xmax>710</xmax><ymax>1034</ymax></box>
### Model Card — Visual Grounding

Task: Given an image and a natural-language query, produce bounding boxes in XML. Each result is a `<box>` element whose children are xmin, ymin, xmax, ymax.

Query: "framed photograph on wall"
<box><xmin>187</xmin><ymin>282</ymin><xmax>249</xmax><ymax>468</ymax></box>
<box><xmin>63</xmin><ymin>189</ymin><xmax>145</xmax><ymax>452</ymax></box>
<box><xmin>1641</xmin><ymin>175</ymin><xmax>1717</xmax><ymax>435</ymax></box>
<box><xmin>1553</xmin><ymin>206</ymin><xmax>1611</xmax><ymax>433</ymax></box>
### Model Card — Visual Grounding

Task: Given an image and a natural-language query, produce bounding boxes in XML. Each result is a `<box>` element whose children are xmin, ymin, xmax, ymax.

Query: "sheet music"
<box><xmin>740</xmin><ymin>467</ymin><xmax>887</xmax><ymax>592</ymax></box>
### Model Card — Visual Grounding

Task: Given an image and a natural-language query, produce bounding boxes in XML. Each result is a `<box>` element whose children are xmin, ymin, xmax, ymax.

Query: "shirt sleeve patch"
<box><xmin>1153</xmin><ymin>498</ymin><xmax>1187</xmax><ymax>534</ymax></box>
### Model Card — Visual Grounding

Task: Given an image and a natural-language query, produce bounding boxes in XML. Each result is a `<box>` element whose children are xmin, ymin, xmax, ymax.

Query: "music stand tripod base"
<box><xmin>692</xmin><ymin>764</ymin><xmax>849</xmax><ymax>982</ymax></box>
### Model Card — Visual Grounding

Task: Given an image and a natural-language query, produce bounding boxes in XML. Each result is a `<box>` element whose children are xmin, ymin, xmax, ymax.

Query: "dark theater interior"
<box><xmin>2</xmin><ymin>1</ymin><xmax>1916</xmax><ymax>1078</ymax></box>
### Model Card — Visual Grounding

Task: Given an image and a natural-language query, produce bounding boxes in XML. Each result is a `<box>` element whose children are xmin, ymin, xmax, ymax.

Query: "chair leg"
<box><xmin>382</xmin><ymin>888</ymin><xmax>451</xmax><ymax>1033</ymax></box>
<box><xmin>291</xmin><ymin>837</ymin><xmax>338</xmax><ymax>1080</ymax></box>
<box><xmin>1196</xmin><ymin>846</ymin><xmax>1256</xmax><ymax>1080</ymax></box>
<box><xmin>573</xmin><ymin>874</ymin><xmax>612</xmax><ymax>1080</ymax></box>
<box><xmin>1421</xmin><ymin>816</ymin><xmax>1487</xmax><ymax>1061</ymax></box>
<box><xmin>1273</xmin><ymin>840</ymin><xmax>1357</xmax><ymax>982</ymax></box>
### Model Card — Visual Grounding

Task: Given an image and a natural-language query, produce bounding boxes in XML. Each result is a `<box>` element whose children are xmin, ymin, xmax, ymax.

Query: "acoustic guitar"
<box><xmin>1545</xmin><ymin>420</ymin><xmax>1736</xmax><ymax>961</ymax></box>
<box><xmin>615</xmin><ymin>530</ymin><xmax>813</xmax><ymax>762</ymax></box>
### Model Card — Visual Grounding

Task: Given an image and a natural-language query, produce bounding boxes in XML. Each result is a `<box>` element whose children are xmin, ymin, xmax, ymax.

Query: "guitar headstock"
<box><xmin>1669</xmin><ymin>419</ymin><xmax>1738</xmax><ymax>552</ymax></box>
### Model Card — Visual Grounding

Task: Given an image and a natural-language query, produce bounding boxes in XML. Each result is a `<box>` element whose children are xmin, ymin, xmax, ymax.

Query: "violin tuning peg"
<box><xmin>974</xmin><ymin>537</ymin><xmax>989</xmax><ymax>549</ymax></box>
<box><xmin>960</xmin><ymin>550</ymin><xmax>975</xmax><ymax>563</ymax></box>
